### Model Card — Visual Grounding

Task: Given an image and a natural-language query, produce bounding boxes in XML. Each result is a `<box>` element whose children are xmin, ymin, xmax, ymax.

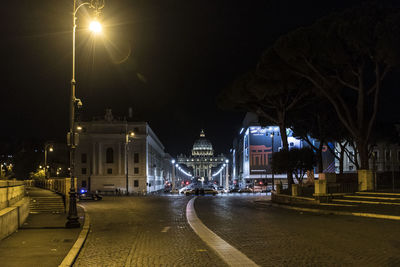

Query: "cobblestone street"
<box><xmin>74</xmin><ymin>196</ymin><xmax>226</xmax><ymax>267</ymax></box>
<box><xmin>74</xmin><ymin>194</ymin><xmax>400</xmax><ymax>266</ymax></box>
<box><xmin>195</xmin><ymin>195</ymin><xmax>400</xmax><ymax>267</ymax></box>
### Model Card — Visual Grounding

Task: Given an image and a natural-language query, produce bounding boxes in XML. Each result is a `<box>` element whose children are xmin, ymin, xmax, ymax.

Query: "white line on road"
<box><xmin>186</xmin><ymin>197</ymin><xmax>259</xmax><ymax>267</ymax></box>
<box><xmin>161</xmin><ymin>226</ymin><xmax>170</xmax><ymax>233</ymax></box>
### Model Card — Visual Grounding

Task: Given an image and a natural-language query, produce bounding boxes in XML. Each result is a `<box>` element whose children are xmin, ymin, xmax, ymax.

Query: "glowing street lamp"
<box><xmin>44</xmin><ymin>144</ymin><xmax>54</xmax><ymax>178</ymax></box>
<box><xmin>125</xmin><ymin>131</ymin><xmax>135</xmax><ymax>195</ymax></box>
<box><xmin>66</xmin><ymin>0</ymin><xmax>104</xmax><ymax>229</ymax></box>
<box><xmin>225</xmin><ymin>159</ymin><xmax>229</xmax><ymax>191</ymax></box>
<box><xmin>89</xmin><ymin>20</ymin><xmax>102</xmax><ymax>33</ymax></box>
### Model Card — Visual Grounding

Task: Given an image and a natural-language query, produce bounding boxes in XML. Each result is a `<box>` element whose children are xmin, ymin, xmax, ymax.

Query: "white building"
<box><xmin>75</xmin><ymin>109</ymin><xmax>172</xmax><ymax>194</ymax></box>
<box><xmin>177</xmin><ymin>130</ymin><xmax>226</xmax><ymax>184</ymax></box>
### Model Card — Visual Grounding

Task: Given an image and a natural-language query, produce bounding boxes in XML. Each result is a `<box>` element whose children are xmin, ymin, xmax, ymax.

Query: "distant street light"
<box><xmin>44</xmin><ymin>143</ymin><xmax>54</xmax><ymax>178</ymax></box>
<box><xmin>225</xmin><ymin>159</ymin><xmax>229</xmax><ymax>191</ymax></box>
<box><xmin>66</xmin><ymin>0</ymin><xmax>105</xmax><ymax>229</ymax></box>
<box><xmin>171</xmin><ymin>160</ymin><xmax>176</xmax><ymax>192</ymax></box>
<box><xmin>270</xmin><ymin>132</ymin><xmax>275</xmax><ymax>191</ymax></box>
<box><xmin>125</xmin><ymin>131</ymin><xmax>135</xmax><ymax>195</ymax></box>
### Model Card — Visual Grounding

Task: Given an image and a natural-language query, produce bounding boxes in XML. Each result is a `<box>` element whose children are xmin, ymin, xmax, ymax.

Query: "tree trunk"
<box><xmin>278</xmin><ymin>122</ymin><xmax>294</xmax><ymax>186</ymax></box>
<box><xmin>317</xmin><ymin>141</ymin><xmax>324</xmax><ymax>173</ymax></box>
<box><xmin>339</xmin><ymin>143</ymin><xmax>345</xmax><ymax>175</ymax></box>
<box><xmin>357</xmin><ymin>140</ymin><xmax>370</xmax><ymax>170</ymax></box>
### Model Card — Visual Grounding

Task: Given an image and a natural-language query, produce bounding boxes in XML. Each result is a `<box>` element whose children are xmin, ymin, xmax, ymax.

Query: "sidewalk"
<box><xmin>0</xmin><ymin>187</ymin><xmax>84</xmax><ymax>267</ymax></box>
<box><xmin>257</xmin><ymin>191</ymin><xmax>400</xmax><ymax>220</ymax></box>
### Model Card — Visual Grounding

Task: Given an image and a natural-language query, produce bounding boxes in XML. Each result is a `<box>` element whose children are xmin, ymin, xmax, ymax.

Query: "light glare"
<box><xmin>89</xmin><ymin>21</ymin><xmax>102</xmax><ymax>33</ymax></box>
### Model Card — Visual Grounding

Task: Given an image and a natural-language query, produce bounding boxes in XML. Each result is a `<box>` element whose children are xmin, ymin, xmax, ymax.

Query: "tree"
<box><xmin>271</xmin><ymin>147</ymin><xmax>316</xmax><ymax>184</ymax></box>
<box><xmin>274</xmin><ymin>4</ymin><xmax>400</xmax><ymax>170</ymax></box>
<box><xmin>218</xmin><ymin>48</ymin><xmax>312</xmax><ymax>186</ymax></box>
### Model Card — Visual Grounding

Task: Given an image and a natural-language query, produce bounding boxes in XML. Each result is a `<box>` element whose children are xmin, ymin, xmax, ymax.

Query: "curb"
<box><xmin>58</xmin><ymin>204</ymin><xmax>90</xmax><ymax>267</ymax></box>
<box><xmin>257</xmin><ymin>201</ymin><xmax>400</xmax><ymax>221</ymax></box>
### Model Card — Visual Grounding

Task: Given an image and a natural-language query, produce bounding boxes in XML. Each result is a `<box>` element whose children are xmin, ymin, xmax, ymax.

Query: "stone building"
<box><xmin>177</xmin><ymin>130</ymin><xmax>225</xmax><ymax>183</ymax></box>
<box><xmin>75</xmin><ymin>109</ymin><xmax>172</xmax><ymax>194</ymax></box>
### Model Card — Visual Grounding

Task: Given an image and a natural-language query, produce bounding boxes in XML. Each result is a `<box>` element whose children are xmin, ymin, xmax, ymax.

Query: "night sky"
<box><xmin>1</xmin><ymin>0</ymin><xmax>386</xmax><ymax>157</ymax></box>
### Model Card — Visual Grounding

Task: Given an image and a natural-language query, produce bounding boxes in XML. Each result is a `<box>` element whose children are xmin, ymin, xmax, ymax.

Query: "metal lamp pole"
<box><xmin>125</xmin><ymin>131</ymin><xmax>135</xmax><ymax>195</ymax></box>
<box><xmin>225</xmin><ymin>159</ymin><xmax>229</xmax><ymax>191</ymax></box>
<box><xmin>270</xmin><ymin>132</ymin><xmax>275</xmax><ymax>191</ymax></box>
<box><xmin>171</xmin><ymin>160</ymin><xmax>176</xmax><ymax>192</ymax></box>
<box><xmin>44</xmin><ymin>144</ymin><xmax>53</xmax><ymax>179</ymax></box>
<box><xmin>66</xmin><ymin>0</ymin><xmax>104</xmax><ymax>228</ymax></box>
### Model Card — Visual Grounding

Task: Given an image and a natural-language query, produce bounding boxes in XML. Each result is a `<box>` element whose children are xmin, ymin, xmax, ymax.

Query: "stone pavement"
<box><xmin>264</xmin><ymin>191</ymin><xmax>400</xmax><ymax>220</ymax></box>
<box><xmin>0</xmin><ymin>187</ymin><xmax>84</xmax><ymax>267</ymax></box>
<box><xmin>195</xmin><ymin>195</ymin><xmax>400</xmax><ymax>266</ymax></box>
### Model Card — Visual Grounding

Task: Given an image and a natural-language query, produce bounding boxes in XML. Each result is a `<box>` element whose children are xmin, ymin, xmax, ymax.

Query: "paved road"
<box><xmin>75</xmin><ymin>194</ymin><xmax>400</xmax><ymax>266</ymax></box>
<box><xmin>195</xmin><ymin>195</ymin><xmax>400</xmax><ymax>267</ymax></box>
<box><xmin>75</xmin><ymin>195</ymin><xmax>226</xmax><ymax>267</ymax></box>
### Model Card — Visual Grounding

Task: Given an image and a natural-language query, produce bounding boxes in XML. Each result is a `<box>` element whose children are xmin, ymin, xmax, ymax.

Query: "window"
<box><xmin>82</xmin><ymin>180</ymin><xmax>87</xmax><ymax>187</ymax></box>
<box><xmin>134</xmin><ymin>180</ymin><xmax>139</xmax><ymax>187</ymax></box>
<box><xmin>134</xmin><ymin>167</ymin><xmax>139</xmax><ymax>174</ymax></box>
<box><xmin>107</xmin><ymin>168</ymin><xmax>112</xmax><ymax>174</ymax></box>
<box><xmin>106</xmin><ymin>148</ymin><xmax>114</xmax><ymax>163</ymax></box>
<box><xmin>81</xmin><ymin>153</ymin><xmax>87</xmax><ymax>164</ymax></box>
<box><xmin>134</xmin><ymin>153</ymin><xmax>139</xmax><ymax>163</ymax></box>
<box><xmin>385</xmin><ymin>150</ymin><xmax>391</xmax><ymax>161</ymax></box>
<box><xmin>81</xmin><ymin>168</ymin><xmax>87</xmax><ymax>175</ymax></box>
<box><xmin>134</xmin><ymin>127</ymin><xmax>139</xmax><ymax>133</ymax></box>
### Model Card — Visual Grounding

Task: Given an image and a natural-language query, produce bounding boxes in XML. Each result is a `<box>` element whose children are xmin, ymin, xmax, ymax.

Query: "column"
<box><xmin>118</xmin><ymin>142</ymin><xmax>122</xmax><ymax>175</ymax></box>
<box><xmin>92</xmin><ymin>142</ymin><xmax>96</xmax><ymax>175</ymax></box>
<box><xmin>98</xmin><ymin>143</ymin><xmax>102</xmax><ymax>175</ymax></box>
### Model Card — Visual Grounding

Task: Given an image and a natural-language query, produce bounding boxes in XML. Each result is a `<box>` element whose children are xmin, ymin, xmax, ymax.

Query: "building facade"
<box><xmin>75</xmin><ymin>109</ymin><xmax>172</xmax><ymax>194</ymax></box>
<box><xmin>177</xmin><ymin>130</ymin><xmax>226</xmax><ymax>184</ymax></box>
<box><xmin>232</xmin><ymin>112</ymin><xmax>335</xmax><ymax>187</ymax></box>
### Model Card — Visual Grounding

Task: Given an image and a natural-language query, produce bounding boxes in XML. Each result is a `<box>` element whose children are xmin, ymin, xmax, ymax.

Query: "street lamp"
<box><xmin>171</xmin><ymin>160</ymin><xmax>176</xmax><ymax>192</ymax></box>
<box><xmin>66</xmin><ymin>0</ymin><xmax>104</xmax><ymax>229</ymax></box>
<box><xmin>44</xmin><ymin>144</ymin><xmax>54</xmax><ymax>178</ymax></box>
<box><xmin>125</xmin><ymin>131</ymin><xmax>135</xmax><ymax>195</ymax></box>
<box><xmin>270</xmin><ymin>131</ymin><xmax>275</xmax><ymax>191</ymax></box>
<box><xmin>225</xmin><ymin>159</ymin><xmax>229</xmax><ymax>191</ymax></box>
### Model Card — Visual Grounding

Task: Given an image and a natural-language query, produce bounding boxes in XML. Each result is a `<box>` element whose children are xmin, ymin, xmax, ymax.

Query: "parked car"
<box><xmin>185</xmin><ymin>187</ymin><xmax>218</xmax><ymax>196</ymax></box>
<box><xmin>78</xmin><ymin>189</ymin><xmax>102</xmax><ymax>201</ymax></box>
<box><xmin>238</xmin><ymin>188</ymin><xmax>253</xmax><ymax>193</ymax></box>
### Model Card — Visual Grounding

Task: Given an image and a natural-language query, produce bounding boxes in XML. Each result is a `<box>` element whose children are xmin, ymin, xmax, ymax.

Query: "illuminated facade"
<box><xmin>177</xmin><ymin>130</ymin><xmax>226</xmax><ymax>183</ymax></box>
<box><xmin>75</xmin><ymin>109</ymin><xmax>172</xmax><ymax>194</ymax></box>
<box><xmin>232</xmin><ymin>112</ymin><xmax>335</xmax><ymax>187</ymax></box>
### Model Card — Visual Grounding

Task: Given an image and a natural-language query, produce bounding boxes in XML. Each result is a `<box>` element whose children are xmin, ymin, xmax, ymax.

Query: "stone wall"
<box><xmin>0</xmin><ymin>181</ymin><xmax>30</xmax><ymax>240</ymax></box>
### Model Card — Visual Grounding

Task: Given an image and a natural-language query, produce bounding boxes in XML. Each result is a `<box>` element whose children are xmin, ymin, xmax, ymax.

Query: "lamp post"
<box><xmin>225</xmin><ymin>159</ymin><xmax>229</xmax><ymax>191</ymax></box>
<box><xmin>171</xmin><ymin>160</ymin><xmax>176</xmax><ymax>192</ymax></box>
<box><xmin>270</xmin><ymin>131</ymin><xmax>275</xmax><ymax>191</ymax></box>
<box><xmin>125</xmin><ymin>131</ymin><xmax>135</xmax><ymax>195</ymax></box>
<box><xmin>66</xmin><ymin>0</ymin><xmax>104</xmax><ymax>228</ymax></box>
<box><xmin>44</xmin><ymin>144</ymin><xmax>54</xmax><ymax>178</ymax></box>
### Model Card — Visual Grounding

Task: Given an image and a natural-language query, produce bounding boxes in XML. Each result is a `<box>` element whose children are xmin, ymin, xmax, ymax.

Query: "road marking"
<box><xmin>186</xmin><ymin>197</ymin><xmax>259</xmax><ymax>267</ymax></box>
<box><xmin>161</xmin><ymin>226</ymin><xmax>170</xmax><ymax>233</ymax></box>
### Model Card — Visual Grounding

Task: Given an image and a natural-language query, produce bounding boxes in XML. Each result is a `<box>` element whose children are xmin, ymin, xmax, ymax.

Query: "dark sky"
<box><xmin>0</xmin><ymin>0</ymin><xmax>380</xmax><ymax>156</ymax></box>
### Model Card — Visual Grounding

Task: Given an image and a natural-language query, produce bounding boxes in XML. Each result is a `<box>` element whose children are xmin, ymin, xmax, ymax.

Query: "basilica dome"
<box><xmin>192</xmin><ymin>130</ymin><xmax>214</xmax><ymax>156</ymax></box>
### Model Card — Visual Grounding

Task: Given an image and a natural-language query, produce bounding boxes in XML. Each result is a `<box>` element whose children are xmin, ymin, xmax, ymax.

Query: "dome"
<box><xmin>192</xmin><ymin>130</ymin><xmax>214</xmax><ymax>156</ymax></box>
